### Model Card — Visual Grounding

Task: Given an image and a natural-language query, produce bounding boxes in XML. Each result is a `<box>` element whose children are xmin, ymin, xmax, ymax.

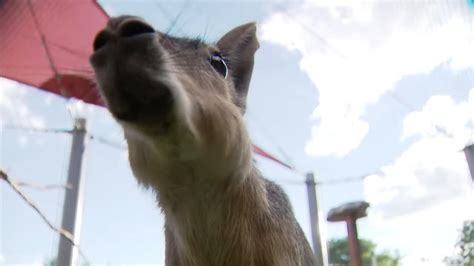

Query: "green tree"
<box><xmin>328</xmin><ymin>238</ymin><xmax>400</xmax><ymax>266</ymax></box>
<box><xmin>444</xmin><ymin>220</ymin><xmax>474</xmax><ymax>266</ymax></box>
<box><xmin>458</xmin><ymin>220</ymin><xmax>474</xmax><ymax>265</ymax></box>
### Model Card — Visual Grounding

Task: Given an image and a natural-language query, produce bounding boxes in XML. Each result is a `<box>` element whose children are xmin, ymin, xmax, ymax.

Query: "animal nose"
<box><xmin>118</xmin><ymin>19</ymin><xmax>155</xmax><ymax>38</ymax></box>
<box><xmin>93</xmin><ymin>30</ymin><xmax>109</xmax><ymax>51</ymax></box>
<box><xmin>92</xmin><ymin>18</ymin><xmax>155</xmax><ymax>52</ymax></box>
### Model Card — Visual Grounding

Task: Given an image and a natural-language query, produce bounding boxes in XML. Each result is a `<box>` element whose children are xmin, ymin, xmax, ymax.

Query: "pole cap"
<box><xmin>327</xmin><ymin>201</ymin><xmax>369</xmax><ymax>222</ymax></box>
<box><xmin>74</xmin><ymin>117</ymin><xmax>87</xmax><ymax>131</ymax></box>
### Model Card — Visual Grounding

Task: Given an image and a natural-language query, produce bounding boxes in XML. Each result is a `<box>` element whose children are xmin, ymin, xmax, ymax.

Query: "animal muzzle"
<box><xmin>89</xmin><ymin>17</ymin><xmax>174</xmax><ymax>122</ymax></box>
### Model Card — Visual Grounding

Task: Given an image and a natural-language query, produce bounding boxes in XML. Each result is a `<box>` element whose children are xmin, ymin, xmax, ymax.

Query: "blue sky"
<box><xmin>1</xmin><ymin>1</ymin><xmax>474</xmax><ymax>265</ymax></box>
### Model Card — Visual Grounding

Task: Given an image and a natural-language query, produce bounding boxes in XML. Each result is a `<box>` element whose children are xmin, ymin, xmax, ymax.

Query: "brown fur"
<box><xmin>90</xmin><ymin>16</ymin><xmax>317</xmax><ymax>266</ymax></box>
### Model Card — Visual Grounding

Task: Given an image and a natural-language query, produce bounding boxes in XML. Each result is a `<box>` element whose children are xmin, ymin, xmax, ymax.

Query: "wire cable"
<box><xmin>247</xmin><ymin>110</ymin><xmax>297</xmax><ymax>170</ymax></box>
<box><xmin>1</xmin><ymin>124</ymin><xmax>72</xmax><ymax>134</ymax></box>
<box><xmin>89</xmin><ymin>134</ymin><xmax>127</xmax><ymax>150</ymax></box>
<box><xmin>26</xmin><ymin>0</ymin><xmax>75</xmax><ymax>124</ymax></box>
<box><xmin>0</xmin><ymin>169</ymin><xmax>89</xmax><ymax>264</ymax></box>
<box><xmin>13</xmin><ymin>180</ymin><xmax>71</xmax><ymax>190</ymax></box>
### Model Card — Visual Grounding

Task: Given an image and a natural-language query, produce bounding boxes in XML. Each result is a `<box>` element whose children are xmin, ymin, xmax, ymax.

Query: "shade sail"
<box><xmin>0</xmin><ymin>0</ymin><xmax>294</xmax><ymax>170</ymax></box>
<box><xmin>0</xmin><ymin>0</ymin><xmax>107</xmax><ymax>105</ymax></box>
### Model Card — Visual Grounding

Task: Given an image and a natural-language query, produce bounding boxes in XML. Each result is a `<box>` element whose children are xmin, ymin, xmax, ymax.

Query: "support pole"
<box><xmin>346</xmin><ymin>215</ymin><xmax>362</xmax><ymax>266</ymax></box>
<box><xmin>306</xmin><ymin>172</ymin><xmax>328</xmax><ymax>266</ymax></box>
<box><xmin>327</xmin><ymin>201</ymin><xmax>369</xmax><ymax>266</ymax></box>
<box><xmin>57</xmin><ymin>118</ymin><xmax>87</xmax><ymax>266</ymax></box>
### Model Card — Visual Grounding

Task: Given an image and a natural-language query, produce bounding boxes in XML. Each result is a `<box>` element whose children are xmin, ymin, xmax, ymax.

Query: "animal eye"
<box><xmin>209</xmin><ymin>53</ymin><xmax>228</xmax><ymax>79</ymax></box>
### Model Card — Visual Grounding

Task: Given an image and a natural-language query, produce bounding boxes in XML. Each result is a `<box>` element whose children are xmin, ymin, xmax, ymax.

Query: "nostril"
<box><xmin>93</xmin><ymin>31</ymin><xmax>109</xmax><ymax>51</ymax></box>
<box><xmin>119</xmin><ymin>20</ymin><xmax>155</xmax><ymax>38</ymax></box>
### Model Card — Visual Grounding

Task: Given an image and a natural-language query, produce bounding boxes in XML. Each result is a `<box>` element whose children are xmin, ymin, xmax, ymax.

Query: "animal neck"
<box><xmin>162</xmin><ymin>166</ymin><xmax>270</xmax><ymax>265</ymax></box>
<box><xmin>123</xmin><ymin>103</ymin><xmax>268</xmax><ymax>264</ymax></box>
<box><xmin>160</xmin><ymin>162</ymin><xmax>264</xmax><ymax>211</ymax></box>
<box><xmin>125</xmin><ymin>127</ymin><xmax>256</xmax><ymax>206</ymax></box>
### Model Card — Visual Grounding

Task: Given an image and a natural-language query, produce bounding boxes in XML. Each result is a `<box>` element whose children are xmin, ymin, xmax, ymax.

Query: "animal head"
<box><xmin>90</xmin><ymin>16</ymin><xmax>259</xmax><ymax>182</ymax></box>
<box><xmin>90</xmin><ymin>15</ymin><xmax>258</xmax><ymax>122</ymax></box>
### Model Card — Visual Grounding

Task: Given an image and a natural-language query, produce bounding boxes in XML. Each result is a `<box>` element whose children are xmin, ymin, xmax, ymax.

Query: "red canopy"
<box><xmin>0</xmin><ymin>0</ymin><xmax>293</xmax><ymax>170</ymax></box>
<box><xmin>0</xmin><ymin>0</ymin><xmax>107</xmax><ymax>105</ymax></box>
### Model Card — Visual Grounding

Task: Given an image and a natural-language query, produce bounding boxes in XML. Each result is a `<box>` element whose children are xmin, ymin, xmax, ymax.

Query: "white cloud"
<box><xmin>358</xmin><ymin>89</ymin><xmax>474</xmax><ymax>263</ymax></box>
<box><xmin>401</xmin><ymin>256</ymin><xmax>444</xmax><ymax>266</ymax></box>
<box><xmin>0</xmin><ymin>78</ymin><xmax>47</xmax><ymax>129</ymax></box>
<box><xmin>364</xmin><ymin>89</ymin><xmax>474</xmax><ymax>218</ymax></box>
<box><xmin>364</xmin><ymin>137</ymin><xmax>471</xmax><ymax>217</ymax></box>
<box><xmin>261</xmin><ymin>1</ymin><xmax>474</xmax><ymax>157</ymax></box>
<box><xmin>0</xmin><ymin>78</ymin><xmax>51</xmax><ymax>149</ymax></box>
<box><xmin>365</xmin><ymin>195</ymin><xmax>473</xmax><ymax>265</ymax></box>
<box><xmin>403</xmin><ymin>90</ymin><xmax>474</xmax><ymax>141</ymax></box>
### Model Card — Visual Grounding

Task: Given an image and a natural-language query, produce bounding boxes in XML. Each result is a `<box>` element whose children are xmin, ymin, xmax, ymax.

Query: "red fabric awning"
<box><xmin>0</xmin><ymin>0</ymin><xmax>107</xmax><ymax>105</ymax></box>
<box><xmin>252</xmin><ymin>145</ymin><xmax>294</xmax><ymax>170</ymax></box>
<box><xmin>0</xmin><ymin>0</ymin><xmax>293</xmax><ymax>170</ymax></box>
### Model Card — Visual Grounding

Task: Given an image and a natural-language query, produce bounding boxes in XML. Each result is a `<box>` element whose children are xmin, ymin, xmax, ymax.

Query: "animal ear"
<box><xmin>217</xmin><ymin>22</ymin><xmax>259</xmax><ymax>112</ymax></box>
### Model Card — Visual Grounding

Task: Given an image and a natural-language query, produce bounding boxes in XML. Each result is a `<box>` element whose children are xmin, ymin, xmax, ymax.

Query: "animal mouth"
<box><xmin>111</xmin><ymin>83</ymin><xmax>174</xmax><ymax>123</ymax></box>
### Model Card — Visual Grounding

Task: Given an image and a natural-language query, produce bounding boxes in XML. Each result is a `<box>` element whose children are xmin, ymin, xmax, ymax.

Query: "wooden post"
<box><xmin>327</xmin><ymin>201</ymin><xmax>369</xmax><ymax>266</ymax></box>
<box><xmin>346</xmin><ymin>215</ymin><xmax>362</xmax><ymax>266</ymax></box>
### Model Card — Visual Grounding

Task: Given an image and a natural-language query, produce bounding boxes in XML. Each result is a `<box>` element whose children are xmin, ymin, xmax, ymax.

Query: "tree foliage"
<box><xmin>44</xmin><ymin>257</ymin><xmax>56</xmax><ymax>266</ymax></box>
<box><xmin>444</xmin><ymin>220</ymin><xmax>474</xmax><ymax>266</ymax></box>
<box><xmin>458</xmin><ymin>220</ymin><xmax>474</xmax><ymax>264</ymax></box>
<box><xmin>328</xmin><ymin>237</ymin><xmax>400</xmax><ymax>266</ymax></box>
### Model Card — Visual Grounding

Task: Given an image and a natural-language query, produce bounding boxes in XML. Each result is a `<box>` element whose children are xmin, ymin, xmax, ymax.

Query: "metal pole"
<box><xmin>306</xmin><ymin>172</ymin><xmax>328</xmax><ymax>266</ymax></box>
<box><xmin>57</xmin><ymin>118</ymin><xmax>87</xmax><ymax>266</ymax></box>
